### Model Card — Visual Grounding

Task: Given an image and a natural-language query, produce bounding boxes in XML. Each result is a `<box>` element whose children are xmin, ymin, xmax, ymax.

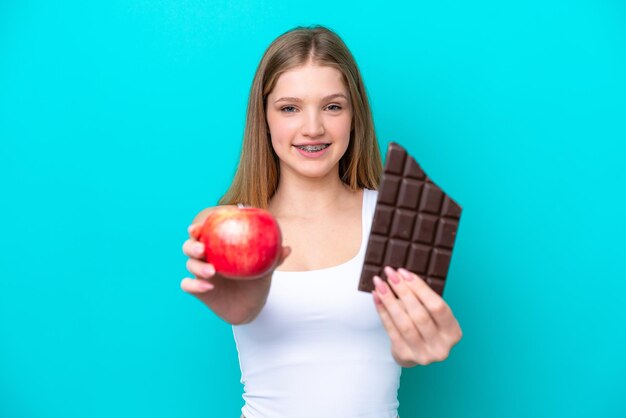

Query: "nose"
<box><xmin>301</xmin><ymin>110</ymin><xmax>325</xmax><ymax>138</ymax></box>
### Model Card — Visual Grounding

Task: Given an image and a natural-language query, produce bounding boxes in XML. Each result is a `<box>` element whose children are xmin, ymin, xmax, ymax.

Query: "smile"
<box><xmin>293</xmin><ymin>144</ymin><xmax>331</xmax><ymax>153</ymax></box>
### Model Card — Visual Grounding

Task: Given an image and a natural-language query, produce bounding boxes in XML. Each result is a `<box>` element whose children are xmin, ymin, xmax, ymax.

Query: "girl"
<box><xmin>181</xmin><ymin>25</ymin><xmax>462</xmax><ymax>418</ymax></box>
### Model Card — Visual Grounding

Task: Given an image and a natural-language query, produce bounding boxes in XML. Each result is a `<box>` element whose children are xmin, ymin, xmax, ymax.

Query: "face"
<box><xmin>265</xmin><ymin>63</ymin><xmax>353</xmax><ymax>182</ymax></box>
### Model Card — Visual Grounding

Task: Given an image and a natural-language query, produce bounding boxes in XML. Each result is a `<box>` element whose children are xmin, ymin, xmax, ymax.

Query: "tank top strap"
<box><xmin>362</xmin><ymin>188</ymin><xmax>378</xmax><ymax>236</ymax></box>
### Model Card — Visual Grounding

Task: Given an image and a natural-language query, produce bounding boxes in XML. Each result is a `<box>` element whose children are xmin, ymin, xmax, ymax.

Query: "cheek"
<box><xmin>267</xmin><ymin>114</ymin><xmax>297</xmax><ymax>143</ymax></box>
<box><xmin>268</xmin><ymin>122</ymin><xmax>293</xmax><ymax>158</ymax></box>
<box><xmin>329</xmin><ymin>114</ymin><xmax>353</xmax><ymax>140</ymax></box>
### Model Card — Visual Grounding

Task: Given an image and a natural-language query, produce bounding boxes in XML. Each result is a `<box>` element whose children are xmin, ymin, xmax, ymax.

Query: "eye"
<box><xmin>280</xmin><ymin>106</ymin><xmax>297</xmax><ymax>113</ymax></box>
<box><xmin>326</xmin><ymin>104</ymin><xmax>342</xmax><ymax>111</ymax></box>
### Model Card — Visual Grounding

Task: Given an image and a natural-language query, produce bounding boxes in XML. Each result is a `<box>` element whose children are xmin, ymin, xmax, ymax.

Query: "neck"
<box><xmin>269</xmin><ymin>170</ymin><xmax>353</xmax><ymax>217</ymax></box>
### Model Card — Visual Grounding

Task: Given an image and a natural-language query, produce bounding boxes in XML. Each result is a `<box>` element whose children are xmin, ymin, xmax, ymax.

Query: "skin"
<box><xmin>181</xmin><ymin>62</ymin><xmax>463</xmax><ymax>366</ymax></box>
<box><xmin>265</xmin><ymin>62</ymin><xmax>362</xmax><ymax>272</ymax></box>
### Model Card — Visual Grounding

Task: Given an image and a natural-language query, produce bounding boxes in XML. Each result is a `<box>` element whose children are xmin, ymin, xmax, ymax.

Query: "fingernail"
<box><xmin>398</xmin><ymin>268</ymin><xmax>413</xmax><ymax>281</ymax></box>
<box><xmin>373</xmin><ymin>276</ymin><xmax>387</xmax><ymax>294</ymax></box>
<box><xmin>195</xmin><ymin>244</ymin><xmax>204</xmax><ymax>255</ymax></box>
<box><xmin>203</xmin><ymin>265</ymin><xmax>215</xmax><ymax>276</ymax></box>
<box><xmin>384</xmin><ymin>266</ymin><xmax>400</xmax><ymax>284</ymax></box>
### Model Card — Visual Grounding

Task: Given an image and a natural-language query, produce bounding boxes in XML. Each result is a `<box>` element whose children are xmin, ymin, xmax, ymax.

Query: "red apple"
<box><xmin>198</xmin><ymin>207</ymin><xmax>282</xmax><ymax>279</ymax></box>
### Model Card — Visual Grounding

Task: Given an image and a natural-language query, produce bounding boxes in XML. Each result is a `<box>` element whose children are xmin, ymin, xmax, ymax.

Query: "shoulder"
<box><xmin>363</xmin><ymin>187</ymin><xmax>378</xmax><ymax>207</ymax></box>
<box><xmin>363</xmin><ymin>188</ymin><xmax>378</xmax><ymax>198</ymax></box>
<box><xmin>192</xmin><ymin>205</ymin><xmax>237</xmax><ymax>225</ymax></box>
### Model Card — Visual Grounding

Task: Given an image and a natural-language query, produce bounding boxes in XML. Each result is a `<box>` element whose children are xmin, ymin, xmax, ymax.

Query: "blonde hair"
<box><xmin>220</xmin><ymin>25</ymin><xmax>382</xmax><ymax>208</ymax></box>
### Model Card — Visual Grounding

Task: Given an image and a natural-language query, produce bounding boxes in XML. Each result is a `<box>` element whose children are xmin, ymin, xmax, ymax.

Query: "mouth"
<box><xmin>293</xmin><ymin>143</ymin><xmax>331</xmax><ymax>153</ymax></box>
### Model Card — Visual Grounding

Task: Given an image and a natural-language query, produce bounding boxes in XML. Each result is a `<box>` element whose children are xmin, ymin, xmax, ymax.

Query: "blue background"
<box><xmin>1</xmin><ymin>1</ymin><xmax>625</xmax><ymax>417</ymax></box>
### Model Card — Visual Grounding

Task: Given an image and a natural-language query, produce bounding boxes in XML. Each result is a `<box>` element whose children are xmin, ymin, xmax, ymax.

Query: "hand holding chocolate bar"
<box><xmin>364</xmin><ymin>142</ymin><xmax>463</xmax><ymax>366</ymax></box>
<box><xmin>372</xmin><ymin>266</ymin><xmax>463</xmax><ymax>367</ymax></box>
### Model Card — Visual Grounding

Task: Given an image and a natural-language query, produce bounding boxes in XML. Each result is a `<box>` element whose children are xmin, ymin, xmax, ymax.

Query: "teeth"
<box><xmin>296</xmin><ymin>144</ymin><xmax>329</xmax><ymax>152</ymax></box>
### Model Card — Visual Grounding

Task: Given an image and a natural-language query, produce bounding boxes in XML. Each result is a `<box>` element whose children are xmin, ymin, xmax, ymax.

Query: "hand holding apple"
<box><xmin>197</xmin><ymin>207</ymin><xmax>282</xmax><ymax>279</ymax></box>
<box><xmin>181</xmin><ymin>209</ymin><xmax>289</xmax><ymax>324</ymax></box>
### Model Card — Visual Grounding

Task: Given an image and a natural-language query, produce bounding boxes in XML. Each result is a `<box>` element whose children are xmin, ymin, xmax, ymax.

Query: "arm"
<box><xmin>180</xmin><ymin>207</ymin><xmax>290</xmax><ymax>325</ymax></box>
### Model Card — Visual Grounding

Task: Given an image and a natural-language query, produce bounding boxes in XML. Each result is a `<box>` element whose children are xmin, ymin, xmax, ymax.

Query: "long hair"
<box><xmin>220</xmin><ymin>25</ymin><xmax>382</xmax><ymax>208</ymax></box>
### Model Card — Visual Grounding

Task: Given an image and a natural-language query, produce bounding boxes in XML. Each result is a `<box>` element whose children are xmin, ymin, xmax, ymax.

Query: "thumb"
<box><xmin>276</xmin><ymin>246</ymin><xmax>291</xmax><ymax>267</ymax></box>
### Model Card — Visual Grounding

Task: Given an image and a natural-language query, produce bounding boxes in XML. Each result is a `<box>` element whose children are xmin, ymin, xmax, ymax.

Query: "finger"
<box><xmin>186</xmin><ymin>258</ymin><xmax>216</xmax><ymax>279</ymax></box>
<box><xmin>373</xmin><ymin>275</ymin><xmax>424</xmax><ymax>346</ymax></box>
<box><xmin>182</xmin><ymin>238</ymin><xmax>204</xmax><ymax>259</ymax></box>
<box><xmin>188</xmin><ymin>223</ymin><xmax>202</xmax><ymax>240</ymax></box>
<box><xmin>373</xmin><ymin>291</ymin><xmax>414</xmax><ymax>353</ymax></box>
<box><xmin>373</xmin><ymin>292</ymin><xmax>403</xmax><ymax>343</ymax></box>
<box><xmin>373</xmin><ymin>282</ymin><xmax>428</xmax><ymax>366</ymax></box>
<box><xmin>398</xmin><ymin>268</ymin><xmax>458</xmax><ymax>330</ymax></box>
<box><xmin>385</xmin><ymin>267</ymin><xmax>439</xmax><ymax>341</ymax></box>
<box><xmin>180</xmin><ymin>277</ymin><xmax>214</xmax><ymax>293</ymax></box>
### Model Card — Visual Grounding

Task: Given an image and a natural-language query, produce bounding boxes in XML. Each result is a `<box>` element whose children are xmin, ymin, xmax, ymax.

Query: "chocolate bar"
<box><xmin>359</xmin><ymin>142</ymin><xmax>462</xmax><ymax>296</ymax></box>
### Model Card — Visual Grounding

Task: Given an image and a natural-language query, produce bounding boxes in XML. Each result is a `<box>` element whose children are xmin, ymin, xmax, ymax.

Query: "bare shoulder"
<box><xmin>192</xmin><ymin>205</ymin><xmax>237</xmax><ymax>225</ymax></box>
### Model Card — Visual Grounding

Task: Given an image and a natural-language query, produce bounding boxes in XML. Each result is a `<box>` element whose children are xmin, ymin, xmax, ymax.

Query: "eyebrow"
<box><xmin>273</xmin><ymin>93</ymin><xmax>348</xmax><ymax>104</ymax></box>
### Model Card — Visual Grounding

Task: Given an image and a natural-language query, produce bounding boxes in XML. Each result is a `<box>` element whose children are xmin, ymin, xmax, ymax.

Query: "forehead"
<box><xmin>269</xmin><ymin>64</ymin><xmax>348</xmax><ymax>97</ymax></box>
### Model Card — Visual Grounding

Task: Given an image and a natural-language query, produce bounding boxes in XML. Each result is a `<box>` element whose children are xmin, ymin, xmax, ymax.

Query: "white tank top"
<box><xmin>232</xmin><ymin>189</ymin><xmax>401</xmax><ymax>418</ymax></box>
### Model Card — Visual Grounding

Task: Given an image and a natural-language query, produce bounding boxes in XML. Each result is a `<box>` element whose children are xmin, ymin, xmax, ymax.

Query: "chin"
<box><xmin>284</xmin><ymin>162</ymin><xmax>339</xmax><ymax>180</ymax></box>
